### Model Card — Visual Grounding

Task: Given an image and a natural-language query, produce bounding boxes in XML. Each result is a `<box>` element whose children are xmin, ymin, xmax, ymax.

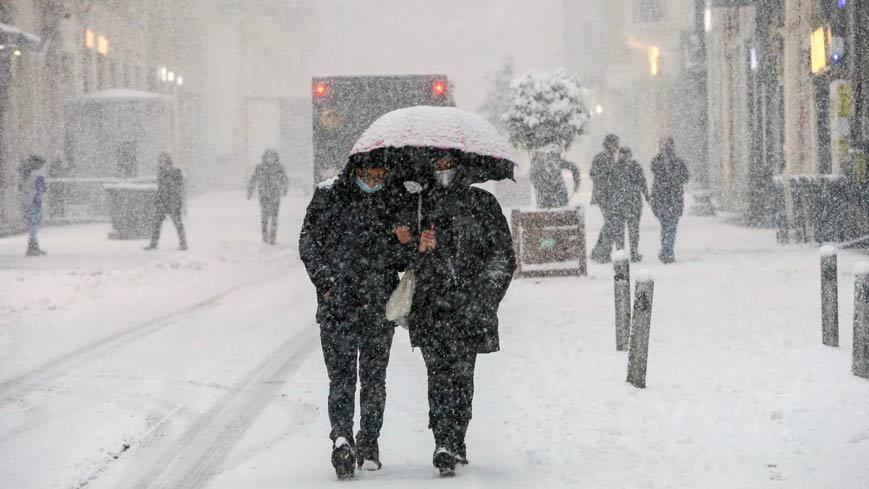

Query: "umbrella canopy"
<box><xmin>349</xmin><ymin>106</ymin><xmax>516</xmax><ymax>184</ymax></box>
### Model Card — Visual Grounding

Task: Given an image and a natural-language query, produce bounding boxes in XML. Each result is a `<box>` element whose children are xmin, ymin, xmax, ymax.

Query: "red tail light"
<box><xmin>314</xmin><ymin>82</ymin><xmax>328</xmax><ymax>96</ymax></box>
<box><xmin>432</xmin><ymin>81</ymin><xmax>447</xmax><ymax>95</ymax></box>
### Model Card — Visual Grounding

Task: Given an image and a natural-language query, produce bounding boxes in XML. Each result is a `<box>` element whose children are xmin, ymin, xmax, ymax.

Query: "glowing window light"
<box><xmin>97</xmin><ymin>35</ymin><xmax>108</xmax><ymax>55</ymax></box>
<box><xmin>649</xmin><ymin>46</ymin><xmax>660</xmax><ymax>76</ymax></box>
<box><xmin>85</xmin><ymin>29</ymin><xmax>95</xmax><ymax>49</ymax></box>
<box><xmin>159</xmin><ymin>67</ymin><xmax>168</xmax><ymax>82</ymax></box>
<box><xmin>167</xmin><ymin>71</ymin><xmax>175</xmax><ymax>83</ymax></box>
<box><xmin>177</xmin><ymin>76</ymin><xmax>184</xmax><ymax>86</ymax></box>
<box><xmin>810</xmin><ymin>27</ymin><xmax>827</xmax><ymax>74</ymax></box>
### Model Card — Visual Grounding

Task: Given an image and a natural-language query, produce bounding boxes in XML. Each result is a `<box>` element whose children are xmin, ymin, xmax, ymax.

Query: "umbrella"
<box><xmin>348</xmin><ymin>106</ymin><xmax>517</xmax><ymax>184</ymax></box>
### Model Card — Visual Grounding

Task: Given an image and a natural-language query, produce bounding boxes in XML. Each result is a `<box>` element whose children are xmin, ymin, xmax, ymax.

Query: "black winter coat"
<box><xmin>156</xmin><ymin>166</ymin><xmax>184</xmax><ymax>213</ymax></box>
<box><xmin>248</xmin><ymin>161</ymin><xmax>289</xmax><ymax>203</ymax></box>
<box><xmin>612</xmin><ymin>159</ymin><xmax>648</xmax><ymax>219</ymax></box>
<box><xmin>590</xmin><ymin>151</ymin><xmax>617</xmax><ymax>209</ymax></box>
<box><xmin>299</xmin><ymin>176</ymin><xmax>411</xmax><ymax>330</ymax></box>
<box><xmin>408</xmin><ymin>186</ymin><xmax>516</xmax><ymax>354</ymax></box>
<box><xmin>650</xmin><ymin>152</ymin><xmax>690</xmax><ymax>218</ymax></box>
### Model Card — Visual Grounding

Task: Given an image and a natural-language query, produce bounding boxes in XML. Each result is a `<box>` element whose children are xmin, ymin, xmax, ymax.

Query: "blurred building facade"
<box><xmin>0</xmin><ymin>0</ymin><xmax>206</xmax><ymax>230</ymax></box>
<box><xmin>564</xmin><ymin>0</ymin><xmax>706</xmax><ymax>177</ymax></box>
<box><xmin>705</xmin><ymin>0</ymin><xmax>869</xmax><ymax>225</ymax></box>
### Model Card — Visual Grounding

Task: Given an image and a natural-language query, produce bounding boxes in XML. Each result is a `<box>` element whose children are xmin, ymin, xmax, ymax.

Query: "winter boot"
<box><xmin>433</xmin><ymin>447</ymin><xmax>456</xmax><ymax>477</ymax></box>
<box><xmin>331</xmin><ymin>436</ymin><xmax>356</xmax><ymax>480</ymax></box>
<box><xmin>355</xmin><ymin>432</ymin><xmax>382</xmax><ymax>471</ymax></box>
<box><xmin>630</xmin><ymin>253</ymin><xmax>643</xmax><ymax>263</ymax></box>
<box><xmin>451</xmin><ymin>420</ymin><xmax>469</xmax><ymax>466</ymax></box>
<box><xmin>178</xmin><ymin>242</ymin><xmax>188</xmax><ymax>251</ymax></box>
<box><xmin>26</xmin><ymin>238</ymin><xmax>45</xmax><ymax>257</ymax></box>
<box><xmin>143</xmin><ymin>243</ymin><xmax>158</xmax><ymax>251</ymax></box>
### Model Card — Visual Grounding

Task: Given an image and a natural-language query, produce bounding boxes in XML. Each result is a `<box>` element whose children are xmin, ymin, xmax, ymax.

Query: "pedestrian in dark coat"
<box><xmin>408</xmin><ymin>152</ymin><xmax>516</xmax><ymax>475</ymax></box>
<box><xmin>299</xmin><ymin>158</ymin><xmax>414</xmax><ymax>479</ymax></box>
<box><xmin>144</xmin><ymin>153</ymin><xmax>187</xmax><ymax>251</ymax></box>
<box><xmin>530</xmin><ymin>144</ymin><xmax>580</xmax><ymax>208</ymax></box>
<box><xmin>589</xmin><ymin>134</ymin><xmax>621</xmax><ymax>262</ymax></box>
<box><xmin>650</xmin><ymin>137</ymin><xmax>690</xmax><ymax>263</ymax></box>
<box><xmin>247</xmin><ymin>149</ymin><xmax>289</xmax><ymax>244</ymax></box>
<box><xmin>19</xmin><ymin>156</ymin><xmax>48</xmax><ymax>256</ymax></box>
<box><xmin>612</xmin><ymin>147</ymin><xmax>649</xmax><ymax>262</ymax></box>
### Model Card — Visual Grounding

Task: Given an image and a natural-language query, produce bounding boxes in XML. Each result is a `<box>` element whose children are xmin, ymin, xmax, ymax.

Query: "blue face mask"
<box><xmin>356</xmin><ymin>177</ymin><xmax>384</xmax><ymax>193</ymax></box>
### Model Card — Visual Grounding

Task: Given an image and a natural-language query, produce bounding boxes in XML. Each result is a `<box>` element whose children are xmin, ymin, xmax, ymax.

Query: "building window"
<box><xmin>634</xmin><ymin>0</ymin><xmax>666</xmax><ymax>23</ymax></box>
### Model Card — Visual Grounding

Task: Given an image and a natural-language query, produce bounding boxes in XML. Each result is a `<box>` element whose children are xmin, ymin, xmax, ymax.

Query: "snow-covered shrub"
<box><xmin>503</xmin><ymin>69</ymin><xmax>589</xmax><ymax>151</ymax></box>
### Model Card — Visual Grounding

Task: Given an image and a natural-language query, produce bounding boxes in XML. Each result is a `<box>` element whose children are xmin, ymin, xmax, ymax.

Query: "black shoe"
<box><xmin>355</xmin><ymin>432</ymin><xmax>382</xmax><ymax>471</ymax></box>
<box><xmin>331</xmin><ymin>436</ymin><xmax>355</xmax><ymax>480</ymax></box>
<box><xmin>452</xmin><ymin>443</ymin><xmax>468</xmax><ymax>466</ymax></box>
<box><xmin>433</xmin><ymin>447</ymin><xmax>456</xmax><ymax>477</ymax></box>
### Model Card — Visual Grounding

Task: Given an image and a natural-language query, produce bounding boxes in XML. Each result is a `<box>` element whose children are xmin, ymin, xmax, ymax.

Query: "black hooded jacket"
<box><xmin>650</xmin><ymin>151</ymin><xmax>690</xmax><ymax>218</ymax></box>
<box><xmin>407</xmin><ymin>180</ymin><xmax>516</xmax><ymax>354</ymax></box>
<box><xmin>299</xmin><ymin>166</ymin><xmax>412</xmax><ymax>329</ymax></box>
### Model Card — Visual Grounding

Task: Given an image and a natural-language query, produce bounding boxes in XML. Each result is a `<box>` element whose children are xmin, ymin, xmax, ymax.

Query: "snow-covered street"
<box><xmin>1</xmin><ymin>190</ymin><xmax>868</xmax><ymax>489</ymax></box>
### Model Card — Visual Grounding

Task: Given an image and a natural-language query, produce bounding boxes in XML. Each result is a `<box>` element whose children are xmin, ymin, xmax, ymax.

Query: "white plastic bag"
<box><xmin>385</xmin><ymin>188</ymin><xmax>422</xmax><ymax>328</ymax></box>
<box><xmin>385</xmin><ymin>270</ymin><xmax>416</xmax><ymax>327</ymax></box>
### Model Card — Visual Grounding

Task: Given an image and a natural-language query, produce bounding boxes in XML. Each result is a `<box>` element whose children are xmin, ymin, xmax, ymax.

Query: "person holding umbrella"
<box><xmin>299</xmin><ymin>155</ymin><xmax>414</xmax><ymax>480</ymax></box>
<box><xmin>407</xmin><ymin>150</ymin><xmax>516</xmax><ymax>476</ymax></box>
<box><xmin>348</xmin><ymin>105</ymin><xmax>517</xmax><ymax>477</ymax></box>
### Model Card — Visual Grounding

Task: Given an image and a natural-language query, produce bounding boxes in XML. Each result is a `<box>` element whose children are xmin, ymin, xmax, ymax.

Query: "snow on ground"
<box><xmin>1</xmin><ymin>187</ymin><xmax>868</xmax><ymax>489</ymax></box>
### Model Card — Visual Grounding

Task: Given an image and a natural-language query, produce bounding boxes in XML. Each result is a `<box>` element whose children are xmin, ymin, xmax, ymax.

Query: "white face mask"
<box><xmin>434</xmin><ymin>168</ymin><xmax>457</xmax><ymax>188</ymax></box>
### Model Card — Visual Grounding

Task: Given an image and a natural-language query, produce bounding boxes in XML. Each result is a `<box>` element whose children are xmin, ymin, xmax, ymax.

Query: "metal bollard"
<box><xmin>613</xmin><ymin>250</ymin><xmax>631</xmax><ymax>351</ymax></box>
<box><xmin>853</xmin><ymin>263</ymin><xmax>869</xmax><ymax>379</ymax></box>
<box><xmin>627</xmin><ymin>271</ymin><xmax>654</xmax><ymax>389</ymax></box>
<box><xmin>820</xmin><ymin>246</ymin><xmax>839</xmax><ymax>347</ymax></box>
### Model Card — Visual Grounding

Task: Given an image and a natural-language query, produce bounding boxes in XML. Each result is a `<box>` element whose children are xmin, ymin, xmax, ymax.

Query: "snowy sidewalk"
<box><xmin>2</xmin><ymin>190</ymin><xmax>868</xmax><ymax>488</ymax></box>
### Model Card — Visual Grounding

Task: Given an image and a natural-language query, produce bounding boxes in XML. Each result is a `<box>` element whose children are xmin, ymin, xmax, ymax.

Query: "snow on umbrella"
<box><xmin>349</xmin><ymin>106</ymin><xmax>517</xmax><ymax>184</ymax></box>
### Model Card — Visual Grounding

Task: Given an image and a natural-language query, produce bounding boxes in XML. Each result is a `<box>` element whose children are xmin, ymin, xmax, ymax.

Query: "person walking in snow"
<box><xmin>650</xmin><ymin>137</ymin><xmax>690</xmax><ymax>264</ymax></box>
<box><xmin>612</xmin><ymin>146</ymin><xmax>649</xmax><ymax>262</ymax></box>
<box><xmin>407</xmin><ymin>151</ymin><xmax>516</xmax><ymax>476</ymax></box>
<box><xmin>247</xmin><ymin>148</ymin><xmax>289</xmax><ymax>245</ymax></box>
<box><xmin>19</xmin><ymin>155</ymin><xmax>48</xmax><ymax>256</ymax></box>
<box><xmin>144</xmin><ymin>153</ymin><xmax>187</xmax><ymax>251</ymax></box>
<box><xmin>529</xmin><ymin>144</ymin><xmax>581</xmax><ymax>208</ymax></box>
<box><xmin>589</xmin><ymin>134</ymin><xmax>621</xmax><ymax>263</ymax></box>
<box><xmin>299</xmin><ymin>157</ymin><xmax>414</xmax><ymax>480</ymax></box>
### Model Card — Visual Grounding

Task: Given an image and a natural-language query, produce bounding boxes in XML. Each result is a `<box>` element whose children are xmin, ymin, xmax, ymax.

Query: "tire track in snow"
<box><xmin>129</xmin><ymin>326</ymin><xmax>319</xmax><ymax>489</ymax></box>
<box><xmin>0</xmin><ymin>267</ymin><xmax>291</xmax><ymax>403</ymax></box>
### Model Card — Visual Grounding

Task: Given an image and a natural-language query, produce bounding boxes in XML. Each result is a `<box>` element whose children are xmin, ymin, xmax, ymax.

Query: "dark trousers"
<box><xmin>421</xmin><ymin>338</ymin><xmax>477</xmax><ymax>452</ymax></box>
<box><xmin>617</xmin><ymin>212</ymin><xmax>641</xmax><ymax>258</ymax></box>
<box><xmin>150</xmin><ymin>207</ymin><xmax>186</xmax><ymax>247</ymax></box>
<box><xmin>591</xmin><ymin>206</ymin><xmax>622</xmax><ymax>261</ymax></box>
<box><xmin>320</xmin><ymin>324</ymin><xmax>395</xmax><ymax>442</ymax></box>
<box><xmin>260</xmin><ymin>199</ymin><xmax>279</xmax><ymax>243</ymax></box>
<box><xmin>659</xmin><ymin>214</ymin><xmax>680</xmax><ymax>260</ymax></box>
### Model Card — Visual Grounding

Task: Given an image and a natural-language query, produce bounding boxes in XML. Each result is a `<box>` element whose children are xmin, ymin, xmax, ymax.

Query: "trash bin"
<box><xmin>104</xmin><ymin>181</ymin><xmax>157</xmax><ymax>240</ymax></box>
